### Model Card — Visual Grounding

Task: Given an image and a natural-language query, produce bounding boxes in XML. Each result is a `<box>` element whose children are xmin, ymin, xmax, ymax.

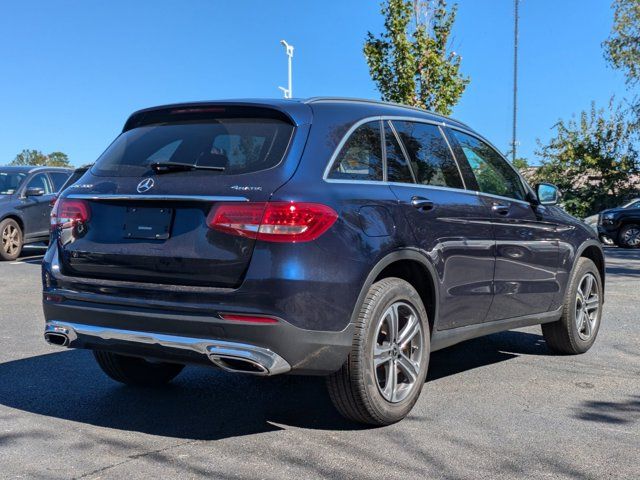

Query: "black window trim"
<box><xmin>444</xmin><ymin>125</ymin><xmax>533</xmax><ymax>205</ymax></box>
<box><xmin>323</xmin><ymin>115</ymin><xmax>469</xmax><ymax>193</ymax></box>
<box><xmin>385</xmin><ymin>120</ymin><xmax>418</xmax><ymax>184</ymax></box>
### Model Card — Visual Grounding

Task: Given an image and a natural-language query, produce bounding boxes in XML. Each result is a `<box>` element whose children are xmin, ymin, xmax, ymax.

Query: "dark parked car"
<box><xmin>597</xmin><ymin>200</ymin><xmax>640</xmax><ymax>248</ymax></box>
<box><xmin>0</xmin><ymin>166</ymin><xmax>71</xmax><ymax>260</ymax></box>
<box><xmin>42</xmin><ymin>98</ymin><xmax>605</xmax><ymax>425</ymax></box>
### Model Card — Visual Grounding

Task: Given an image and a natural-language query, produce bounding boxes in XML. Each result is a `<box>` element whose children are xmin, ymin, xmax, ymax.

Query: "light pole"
<box><xmin>278</xmin><ymin>40</ymin><xmax>294</xmax><ymax>99</ymax></box>
<box><xmin>511</xmin><ymin>0</ymin><xmax>519</xmax><ymax>163</ymax></box>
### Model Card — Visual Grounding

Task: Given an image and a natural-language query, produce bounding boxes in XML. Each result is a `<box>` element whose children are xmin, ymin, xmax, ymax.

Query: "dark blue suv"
<box><xmin>42</xmin><ymin>98</ymin><xmax>605</xmax><ymax>425</ymax></box>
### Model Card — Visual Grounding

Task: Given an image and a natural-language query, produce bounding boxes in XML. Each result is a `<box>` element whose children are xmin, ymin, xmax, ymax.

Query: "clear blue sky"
<box><xmin>0</xmin><ymin>0</ymin><xmax>628</xmax><ymax>167</ymax></box>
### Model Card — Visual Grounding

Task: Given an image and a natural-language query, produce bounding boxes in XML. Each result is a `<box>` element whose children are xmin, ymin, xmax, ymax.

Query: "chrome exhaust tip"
<box><xmin>207</xmin><ymin>343</ymin><xmax>290</xmax><ymax>376</ymax></box>
<box><xmin>210</xmin><ymin>355</ymin><xmax>270</xmax><ymax>375</ymax></box>
<box><xmin>44</xmin><ymin>332</ymin><xmax>69</xmax><ymax>347</ymax></box>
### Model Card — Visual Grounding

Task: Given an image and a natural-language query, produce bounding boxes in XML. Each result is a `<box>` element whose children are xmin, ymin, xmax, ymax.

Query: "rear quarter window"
<box><xmin>327</xmin><ymin>121</ymin><xmax>383</xmax><ymax>181</ymax></box>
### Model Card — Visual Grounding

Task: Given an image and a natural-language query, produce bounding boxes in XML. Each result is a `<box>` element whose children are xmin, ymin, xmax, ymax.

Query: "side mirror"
<box><xmin>536</xmin><ymin>183</ymin><xmax>559</xmax><ymax>206</ymax></box>
<box><xmin>25</xmin><ymin>187</ymin><xmax>45</xmax><ymax>197</ymax></box>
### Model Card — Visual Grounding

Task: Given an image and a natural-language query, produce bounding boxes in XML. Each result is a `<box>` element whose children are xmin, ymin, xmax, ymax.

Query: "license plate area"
<box><xmin>123</xmin><ymin>207</ymin><xmax>173</xmax><ymax>240</ymax></box>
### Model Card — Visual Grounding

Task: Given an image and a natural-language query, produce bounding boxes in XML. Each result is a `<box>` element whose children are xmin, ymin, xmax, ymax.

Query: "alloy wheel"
<box><xmin>575</xmin><ymin>273</ymin><xmax>600</xmax><ymax>341</ymax></box>
<box><xmin>1</xmin><ymin>224</ymin><xmax>20</xmax><ymax>257</ymax></box>
<box><xmin>373</xmin><ymin>301</ymin><xmax>423</xmax><ymax>403</ymax></box>
<box><xmin>622</xmin><ymin>226</ymin><xmax>640</xmax><ymax>247</ymax></box>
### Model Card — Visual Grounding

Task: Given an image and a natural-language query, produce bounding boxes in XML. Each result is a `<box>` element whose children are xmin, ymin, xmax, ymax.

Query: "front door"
<box><xmin>446</xmin><ymin>129</ymin><xmax>560</xmax><ymax>321</ymax></box>
<box><xmin>19</xmin><ymin>172</ymin><xmax>54</xmax><ymax>239</ymax></box>
<box><xmin>385</xmin><ymin>120</ymin><xmax>495</xmax><ymax>330</ymax></box>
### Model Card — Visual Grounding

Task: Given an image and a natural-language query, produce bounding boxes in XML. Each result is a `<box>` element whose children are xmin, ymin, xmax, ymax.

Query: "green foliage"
<box><xmin>10</xmin><ymin>149</ymin><xmax>71</xmax><ymax>167</ymax></box>
<box><xmin>603</xmin><ymin>0</ymin><xmax>640</xmax><ymax>86</ymax></box>
<box><xmin>533</xmin><ymin>101</ymin><xmax>639</xmax><ymax>218</ymax></box>
<box><xmin>511</xmin><ymin>157</ymin><xmax>530</xmax><ymax>171</ymax></box>
<box><xmin>364</xmin><ymin>0</ymin><xmax>469</xmax><ymax>115</ymax></box>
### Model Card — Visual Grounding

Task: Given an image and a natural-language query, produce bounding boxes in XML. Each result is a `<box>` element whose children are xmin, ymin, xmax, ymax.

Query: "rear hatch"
<box><xmin>54</xmin><ymin>103</ymin><xmax>311</xmax><ymax>288</ymax></box>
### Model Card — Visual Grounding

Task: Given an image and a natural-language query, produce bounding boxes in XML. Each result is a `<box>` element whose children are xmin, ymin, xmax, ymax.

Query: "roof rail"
<box><xmin>303</xmin><ymin>96</ymin><xmax>471</xmax><ymax>129</ymax></box>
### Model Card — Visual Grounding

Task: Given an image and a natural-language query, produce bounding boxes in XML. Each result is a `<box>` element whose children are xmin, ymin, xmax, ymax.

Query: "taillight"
<box><xmin>207</xmin><ymin>202</ymin><xmax>338</xmax><ymax>243</ymax></box>
<box><xmin>51</xmin><ymin>198</ymin><xmax>91</xmax><ymax>229</ymax></box>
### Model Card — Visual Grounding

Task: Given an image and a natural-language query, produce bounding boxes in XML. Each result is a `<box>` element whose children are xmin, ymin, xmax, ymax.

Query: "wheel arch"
<box><xmin>575</xmin><ymin>240</ymin><xmax>606</xmax><ymax>300</ymax></box>
<box><xmin>351</xmin><ymin>249</ymin><xmax>439</xmax><ymax>333</ymax></box>
<box><xmin>0</xmin><ymin>213</ymin><xmax>24</xmax><ymax>233</ymax></box>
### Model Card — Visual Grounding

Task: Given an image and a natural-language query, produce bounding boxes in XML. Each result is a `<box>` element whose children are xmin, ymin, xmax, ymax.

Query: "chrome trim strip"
<box><xmin>385</xmin><ymin>182</ymin><xmax>479</xmax><ymax>196</ymax></box>
<box><xmin>322</xmin><ymin>178</ymin><xmax>532</xmax><ymax>206</ymax></box>
<box><xmin>474</xmin><ymin>191</ymin><xmax>532</xmax><ymax>206</ymax></box>
<box><xmin>321</xmin><ymin>115</ymin><xmax>532</xmax><ymax>207</ymax></box>
<box><xmin>322</xmin><ymin>178</ymin><xmax>477</xmax><ymax>197</ymax></box>
<box><xmin>322</xmin><ymin>115</ymin><xmax>466</xmax><ymax>185</ymax></box>
<box><xmin>66</xmin><ymin>194</ymin><xmax>249</xmax><ymax>202</ymax></box>
<box><xmin>44</xmin><ymin>320</ymin><xmax>291</xmax><ymax>376</ymax></box>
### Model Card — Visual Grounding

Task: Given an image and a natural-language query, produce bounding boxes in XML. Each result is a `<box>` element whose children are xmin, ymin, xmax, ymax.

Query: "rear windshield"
<box><xmin>91</xmin><ymin>118</ymin><xmax>294</xmax><ymax>177</ymax></box>
<box><xmin>0</xmin><ymin>172</ymin><xmax>27</xmax><ymax>195</ymax></box>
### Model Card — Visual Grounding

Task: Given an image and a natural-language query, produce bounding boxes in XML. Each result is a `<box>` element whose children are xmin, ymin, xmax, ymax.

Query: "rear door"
<box><xmin>56</xmin><ymin>106</ymin><xmax>308</xmax><ymax>288</ymax></box>
<box><xmin>446</xmin><ymin>129</ymin><xmax>560</xmax><ymax>321</ymax></box>
<box><xmin>385</xmin><ymin>119</ymin><xmax>495</xmax><ymax>330</ymax></box>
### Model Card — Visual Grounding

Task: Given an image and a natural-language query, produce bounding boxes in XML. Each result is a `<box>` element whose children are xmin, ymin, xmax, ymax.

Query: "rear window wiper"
<box><xmin>150</xmin><ymin>162</ymin><xmax>225</xmax><ymax>174</ymax></box>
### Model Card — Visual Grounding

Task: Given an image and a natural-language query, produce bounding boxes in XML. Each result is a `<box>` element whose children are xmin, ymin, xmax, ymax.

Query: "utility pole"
<box><xmin>278</xmin><ymin>40</ymin><xmax>294</xmax><ymax>99</ymax></box>
<box><xmin>511</xmin><ymin>0</ymin><xmax>519</xmax><ymax>163</ymax></box>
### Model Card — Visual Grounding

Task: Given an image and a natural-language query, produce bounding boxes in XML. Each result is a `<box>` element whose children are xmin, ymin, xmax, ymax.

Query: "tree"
<box><xmin>364</xmin><ymin>0</ymin><xmax>469</xmax><ymax>115</ymax></box>
<box><xmin>533</xmin><ymin>101</ymin><xmax>639</xmax><ymax>218</ymax></box>
<box><xmin>604</xmin><ymin>0</ymin><xmax>640</xmax><ymax>86</ymax></box>
<box><xmin>10</xmin><ymin>149</ymin><xmax>71</xmax><ymax>167</ymax></box>
<box><xmin>604</xmin><ymin>0</ymin><xmax>640</xmax><ymax>128</ymax></box>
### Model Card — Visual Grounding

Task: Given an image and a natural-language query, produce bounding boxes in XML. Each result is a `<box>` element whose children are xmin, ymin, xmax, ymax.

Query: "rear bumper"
<box><xmin>45</xmin><ymin>320</ymin><xmax>292</xmax><ymax>375</ymax></box>
<box><xmin>42</xmin><ymin>298</ymin><xmax>354</xmax><ymax>376</ymax></box>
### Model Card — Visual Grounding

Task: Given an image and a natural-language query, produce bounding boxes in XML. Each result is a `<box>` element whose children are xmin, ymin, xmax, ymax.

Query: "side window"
<box><xmin>25</xmin><ymin>173</ymin><xmax>52</xmax><ymax>194</ymax></box>
<box><xmin>328</xmin><ymin>121</ymin><xmax>383</xmax><ymax>181</ymax></box>
<box><xmin>392</xmin><ymin>121</ymin><xmax>464</xmax><ymax>189</ymax></box>
<box><xmin>49</xmin><ymin>172</ymin><xmax>70</xmax><ymax>192</ymax></box>
<box><xmin>450</xmin><ymin>130</ymin><xmax>525</xmax><ymax>200</ymax></box>
<box><xmin>384</xmin><ymin>121</ymin><xmax>414</xmax><ymax>183</ymax></box>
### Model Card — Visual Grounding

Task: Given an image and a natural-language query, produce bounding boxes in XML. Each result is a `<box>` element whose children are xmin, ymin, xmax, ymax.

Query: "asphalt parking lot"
<box><xmin>0</xmin><ymin>246</ymin><xmax>638</xmax><ymax>479</ymax></box>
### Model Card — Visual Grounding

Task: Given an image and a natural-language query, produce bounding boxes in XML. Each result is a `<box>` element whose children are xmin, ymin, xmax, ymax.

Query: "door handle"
<box><xmin>410</xmin><ymin>196</ymin><xmax>434</xmax><ymax>211</ymax></box>
<box><xmin>491</xmin><ymin>202</ymin><xmax>510</xmax><ymax>215</ymax></box>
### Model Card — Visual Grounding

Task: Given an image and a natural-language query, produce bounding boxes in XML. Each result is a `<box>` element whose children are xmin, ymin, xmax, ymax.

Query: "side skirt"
<box><xmin>431</xmin><ymin>308</ymin><xmax>562</xmax><ymax>352</ymax></box>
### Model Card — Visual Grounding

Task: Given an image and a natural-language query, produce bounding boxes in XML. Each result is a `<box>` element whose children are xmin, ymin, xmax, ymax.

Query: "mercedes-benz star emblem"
<box><xmin>137</xmin><ymin>178</ymin><xmax>155</xmax><ymax>193</ymax></box>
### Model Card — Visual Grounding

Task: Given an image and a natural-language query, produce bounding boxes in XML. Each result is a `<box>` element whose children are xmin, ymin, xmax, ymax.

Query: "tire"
<box><xmin>326</xmin><ymin>277</ymin><xmax>430</xmax><ymax>426</ymax></box>
<box><xmin>618</xmin><ymin>224</ymin><xmax>640</xmax><ymax>248</ymax></box>
<box><xmin>0</xmin><ymin>218</ymin><xmax>23</xmax><ymax>261</ymax></box>
<box><xmin>93</xmin><ymin>350</ymin><xmax>184</xmax><ymax>386</ymax></box>
<box><xmin>542</xmin><ymin>258</ymin><xmax>603</xmax><ymax>355</ymax></box>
